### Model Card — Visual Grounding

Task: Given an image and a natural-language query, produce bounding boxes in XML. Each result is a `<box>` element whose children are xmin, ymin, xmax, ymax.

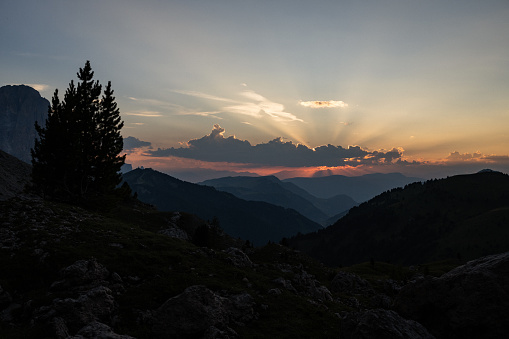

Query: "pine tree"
<box><xmin>92</xmin><ymin>81</ymin><xmax>126</xmax><ymax>192</ymax></box>
<box><xmin>31</xmin><ymin>61</ymin><xmax>125</xmax><ymax>201</ymax></box>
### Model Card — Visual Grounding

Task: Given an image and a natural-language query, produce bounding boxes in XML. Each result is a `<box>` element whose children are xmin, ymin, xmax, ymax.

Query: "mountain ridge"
<box><xmin>199</xmin><ymin>175</ymin><xmax>357</xmax><ymax>225</ymax></box>
<box><xmin>289</xmin><ymin>171</ymin><xmax>509</xmax><ymax>266</ymax></box>
<box><xmin>284</xmin><ymin>172</ymin><xmax>423</xmax><ymax>202</ymax></box>
<box><xmin>123</xmin><ymin>168</ymin><xmax>323</xmax><ymax>245</ymax></box>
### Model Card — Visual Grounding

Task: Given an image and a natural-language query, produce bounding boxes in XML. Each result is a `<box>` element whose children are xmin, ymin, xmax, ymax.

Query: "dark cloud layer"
<box><xmin>123</xmin><ymin>136</ymin><xmax>152</xmax><ymax>151</ymax></box>
<box><xmin>148</xmin><ymin>124</ymin><xmax>406</xmax><ymax>167</ymax></box>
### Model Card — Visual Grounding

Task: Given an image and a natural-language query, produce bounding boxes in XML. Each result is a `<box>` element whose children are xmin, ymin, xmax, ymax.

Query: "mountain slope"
<box><xmin>0</xmin><ymin>149</ymin><xmax>32</xmax><ymax>200</ymax></box>
<box><xmin>200</xmin><ymin>175</ymin><xmax>357</xmax><ymax>225</ymax></box>
<box><xmin>123</xmin><ymin>169</ymin><xmax>322</xmax><ymax>245</ymax></box>
<box><xmin>0</xmin><ymin>85</ymin><xmax>49</xmax><ymax>163</ymax></box>
<box><xmin>289</xmin><ymin>171</ymin><xmax>509</xmax><ymax>266</ymax></box>
<box><xmin>284</xmin><ymin>172</ymin><xmax>422</xmax><ymax>202</ymax></box>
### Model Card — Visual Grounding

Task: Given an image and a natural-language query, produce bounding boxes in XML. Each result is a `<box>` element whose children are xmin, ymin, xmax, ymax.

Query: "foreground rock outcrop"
<box><xmin>33</xmin><ymin>259</ymin><xmax>128</xmax><ymax>338</ymax></box>
<box><xmin>395</xmin><ymin>252</ymin><xmax>509</xmax><ymax>338</ymax></box>
<box><xmin>152</xmin><ymin>285</ymin><xmax>256</xmax><ymax>339</ymax></box>
<box><xmin>341</xmin><ymin>308</ymin><xmax>435</xmax><ymax>339</ymax></box>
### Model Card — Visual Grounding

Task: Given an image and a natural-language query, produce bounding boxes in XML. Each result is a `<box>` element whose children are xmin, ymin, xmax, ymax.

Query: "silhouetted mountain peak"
<box><xmin>477</xmin><ymin>168</ymin><xmax>500</xmax><ymax>174</ymax></box>
<box><xmin>0</xmin><ymin>85</ymin><xmax>49</xmax><ymax>163</ymax></box>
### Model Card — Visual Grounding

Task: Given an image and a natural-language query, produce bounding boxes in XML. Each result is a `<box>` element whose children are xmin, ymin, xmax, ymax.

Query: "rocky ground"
<box><xmin>1</xmin><ymin>194</ymin><xmax>508</xmax><ymax>338</ymax></box>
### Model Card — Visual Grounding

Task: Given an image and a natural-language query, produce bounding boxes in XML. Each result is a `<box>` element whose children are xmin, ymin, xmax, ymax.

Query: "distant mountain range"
<box><xmin>0</xmin><ymin>85</ymin><xmax>49</xmax><ymax>163</ymax></box>
<box><xmin>122</xmin><ymin>168</ymin><xmax>322</xmax><ymax>245</ymax></box>
<box><xmin>284</xmin><ymin>172</ymin><xmax>423</xmax><ymax>202</ymax></box>
<box><xmin>199</xmin><ymin>175</ymin><xmax>357</xmax><ymax>226</ymax></box>
<box><xmin>289</xmin><ymin>170</ymin><xmax>509</xmax><ymax>266</ymax></box>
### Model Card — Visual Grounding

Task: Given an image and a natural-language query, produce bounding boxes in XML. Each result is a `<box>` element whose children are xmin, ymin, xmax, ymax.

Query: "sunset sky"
<box><xmin>2</xmin><ymin>0</ymin><xmax>509</xmax><ymax>181</ymax></box>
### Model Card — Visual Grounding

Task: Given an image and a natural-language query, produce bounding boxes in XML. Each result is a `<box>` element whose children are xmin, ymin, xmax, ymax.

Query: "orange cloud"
<box><xmin>299</xmin><ymin>100</ymin><xmax>348</xmax><ymax>108</ymax></box>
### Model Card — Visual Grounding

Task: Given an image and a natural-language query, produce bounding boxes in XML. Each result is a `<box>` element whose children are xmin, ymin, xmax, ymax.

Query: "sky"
<box><xmin>2</xmin><ymin>0</ymin><xmax>509</xmax><ymax>181</ymax></box>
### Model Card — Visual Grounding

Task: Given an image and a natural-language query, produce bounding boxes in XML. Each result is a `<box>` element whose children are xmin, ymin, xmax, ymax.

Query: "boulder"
<box><xmin>224</xmin><ymin>247</ymin><xmax>253</xmax><ymax>267</ymax></box>
<box><xmin>330</xmin><ymin>271</ymin><xmax>374</xmax><ymax>295</ymax></box>
<box><xmin>341</xmin><ymin>308</ymin><xmax>435</xmax><ymax>339</ymax></box>
<box><xmin>48</xmin><ymin>286</ymin><xmax>116</xmax><ymax>333</ymax></box>
<box><xmin>70</xmin><ymin>321</ymin><xmax>135</xmax><ymax>339</ymax></box>
<box><xmin>51</xmin><ymin>259</ymin><xmax>110</xmax><ymax>291</ymax></box>
<box><xmin>293</xmin><ymin>270</ymin><xmax>333</xmax><ymax>302</ymax></box>
<box><xmin>34</xmin><ymin>259</ymin><xmax>126</xmax><ymax>337</ymax></box>
<box><xmin>152</xmin><ymin>285</ymin><xmax>256</xmax><ymax>339</ymax></box>
<box><xmin>394</xmin><ymin>252</ymin><xmax>509</xmax><ymax>338</ymax></box>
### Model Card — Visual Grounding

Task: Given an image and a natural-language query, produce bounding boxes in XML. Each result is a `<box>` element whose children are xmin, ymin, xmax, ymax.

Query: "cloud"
<box><xmin>25</xmin><ymin>84</ymin><xmax>50</xmax><ymax>92</ymax></box>
<box><xmin>447</xmin><ymin>151</ymin><xmax>483</xmax><ymax>162</ymax></box>
<box><xmin>173</xmin><ymin>90</ymin><xmax>239</xmax><ymax>104</ymax></box>
<box><xmin>175</xmin><ymin>88</ymin><xmax>304</xmax><ymax>123</ymax></box>
<box><xmin>125</xmin><ymin>111</ymin><xmax>163</xmax><ymax>117</ymax></box>
<box><xmin>300</xmin><ymin>100</ymin><xmax>348</xmax><ymax>108</ymax></box>
<box><xmin>148</xmin><ymin>124</ymin><xmax>405</xmax><ymax>167</ymax></box>
<box><xmin>123</xmin><ymin>136</ymin><xmax>152</xmax><ymax>151</ymax></box>
<box><xmin>482</xmin><ymin>155</ymin><xmax>509</xmax><ymax>163</ymax></box>
<box><xmin>9</xmin><ymin>83</ymin><xmax>50</xmax><ymax>92</ymax></box>
<box><xmin>177</xmin><ymin>111</ymin><xmax>223</xmax><ymax>119</ymax></box>
<box><xmin>446</xmin><ymin>151</ymin><xmax>509</xmax><ymax>165</ymax></box>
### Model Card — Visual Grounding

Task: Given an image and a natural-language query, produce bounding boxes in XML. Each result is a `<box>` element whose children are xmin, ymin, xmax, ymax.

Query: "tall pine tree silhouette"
<box><xmin>31</xmin><ymin>61</ymin><xmax>125</xmax><ymax>201</ymax></box>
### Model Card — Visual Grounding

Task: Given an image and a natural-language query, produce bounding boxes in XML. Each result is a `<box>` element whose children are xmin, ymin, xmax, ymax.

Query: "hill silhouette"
<box><xmin>123</xmin><ymin>168</ymin><xmax>322</xmax><ymax>245</ymax></box>
<box><xmin>284</xmin><ymin>172</ymin><xmax>422</xmax><ymax>202</ymax></box>
<box><xmin>289</xmin><ymin>171</ymin><xmax>509</xmax><ymax>266</ymax></box>
<box><xmin>200</xmin><ymin>175</ymin><xmax>357</xmax><ymax>225</ymax></box>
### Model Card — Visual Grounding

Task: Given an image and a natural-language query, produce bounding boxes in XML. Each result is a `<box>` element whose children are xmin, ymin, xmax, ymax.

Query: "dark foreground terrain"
<box><xmin>1</xmin><ymin>195</ymin><xmax>509</xmax><ymax>338</ymax></box>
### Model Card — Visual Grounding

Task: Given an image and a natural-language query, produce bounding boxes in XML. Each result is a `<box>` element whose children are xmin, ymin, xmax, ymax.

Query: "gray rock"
<box><xmin>203</xmin><ymin>325</ymin><xmax>238</xmax><ymax>339</ymax></box>
<box><xmin>158</xmin><ymin>212</ymin><xmax>189</xmax><ymax>240</ymax></box>
<box><xmin>394</xmin><ymin>252</ymin><xmax>509</xmax><ymax>338</ymax></box>
<box><xmin>227</xmin><ymin>292</ymin><xmax>256</xmax><ymax>326</ymax></box>
<box><xmin>158</xmin><ymin>226</ymin><xmax>189</xmax><ymax>240</ymax></box>
<box><xmin>330</xmin><ymin>271</ymin><xmax>374</xmax><ymax>295</ymax></box>
<box><xmin>341</xmin><ymin>308</ymin><xmax>435</xmax><ymax>339</ymax></box>
<box><xmin>51</xmin><ymin>317</ymin><xmax>70</xmax><ymax>339</ymax></box>
<box><xmin>224</xmin><ymin>247</ymin><xmax>253</xmax><ymax>267</ymax></box>
<box><xmin>293</xmin><ymin>270</ymin><xmax>333</xmax><ymax>302</ymax></box>
<box><xmin>268</xmin><ymin>288</ymin><xmax>282</xmax><ymax>295</ymax></box>
<box><xmin>50</xmin><ymin>286</ymin><xmax>116</xmax><ymax>333</ymax></box>
<box><xmin>71</xmin><ymin>321</ymin><xmax>136</xmax><ymax>339</ymax></box>
<box><xmin>51</xmin><ymin>259</ymin><xmax>110</xmax><ymax>291</ymax></box>
<box><xmin>152</xmin><ymin>285</ymin><xmax>255</xmax><ymax>339</ymax></box>
<box><xmin>273</xmin><ymin>277</ymin><xmax>297</xmax><ymax>293</ymax></box>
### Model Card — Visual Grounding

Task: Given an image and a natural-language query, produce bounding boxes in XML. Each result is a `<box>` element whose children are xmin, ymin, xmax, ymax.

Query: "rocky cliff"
<box><xmin>0</xmin><ymin>85</ymin><xmax>49</xmax><ymax>163</ymax></box>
